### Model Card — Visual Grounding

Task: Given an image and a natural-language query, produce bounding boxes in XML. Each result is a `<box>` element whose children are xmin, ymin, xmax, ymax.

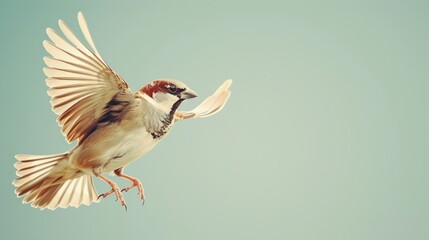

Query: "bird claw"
<box><xmin>97</xmin><ymin>189</ymin><xmax>114</xmax><ymax>200</ymax></box>
<box><xmin>97</xmin><ymin>186</ymin><xmax>127</xmax><ymax>208</ymax></box>
<box><xmin>120</xmin><ymin>180</ymin><xmax>145</xmax><ymax>205</ymax></box>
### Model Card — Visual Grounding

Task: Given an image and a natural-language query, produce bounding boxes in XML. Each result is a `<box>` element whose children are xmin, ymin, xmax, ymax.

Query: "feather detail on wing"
<box><xmin>175</xmin><ymin>79</ymin><xmax>232</xmax><ymax>120</ymax></box>
<box><xmin>43</xmin><ymin>12</ymin><xmax>132</xmax><ymax>143</ymax></box>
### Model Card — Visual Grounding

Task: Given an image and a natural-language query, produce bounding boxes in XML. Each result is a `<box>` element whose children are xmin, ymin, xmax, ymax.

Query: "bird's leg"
<box><xmin>114</xmin><ymin>168</ymin><xmax>145</xmax><ymax>204</ymax></box>
<box><xmin>93</xmin><ymin>170</ymin><xmax>127</xmax><ymax>210</ymax></box>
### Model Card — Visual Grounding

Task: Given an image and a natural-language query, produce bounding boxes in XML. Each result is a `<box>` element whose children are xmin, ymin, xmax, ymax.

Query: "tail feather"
<box><xmin>13</xmin><ymin>153</ymin><xmax>99</xmax><ymax>210</ymax></box>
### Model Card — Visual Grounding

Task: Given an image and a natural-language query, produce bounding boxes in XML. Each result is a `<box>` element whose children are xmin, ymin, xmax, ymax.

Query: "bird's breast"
<box><xmin>69</xmin><ymin>125</ymin><xmax>164</xmax><ymax>173</ymax></box>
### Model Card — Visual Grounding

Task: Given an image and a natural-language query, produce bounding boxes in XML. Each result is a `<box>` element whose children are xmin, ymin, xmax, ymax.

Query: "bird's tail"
<box><xmin>13</xmin><ymin>153</ymin><xmax>99</xmax><ymax>210</ymax></box>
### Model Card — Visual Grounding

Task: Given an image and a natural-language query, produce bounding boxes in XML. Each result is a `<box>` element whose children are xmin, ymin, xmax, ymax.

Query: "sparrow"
<box><xmin>13</xmin><ymin>12</ymin><xmax>232</xmax><ymax>210</ymax></box>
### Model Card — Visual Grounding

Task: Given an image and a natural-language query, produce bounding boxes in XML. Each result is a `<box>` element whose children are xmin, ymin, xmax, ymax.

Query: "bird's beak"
<box><xmin>180</xmin><ymin>88</ymin><xmax>198</xmax><ymax>99</ymax></box>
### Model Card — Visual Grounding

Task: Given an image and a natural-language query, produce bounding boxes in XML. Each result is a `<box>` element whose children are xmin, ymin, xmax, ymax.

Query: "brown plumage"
<box><xmin>13</xmin><ymin>12</ymin><xmax>232</xmax><ymax>210</ymax></box>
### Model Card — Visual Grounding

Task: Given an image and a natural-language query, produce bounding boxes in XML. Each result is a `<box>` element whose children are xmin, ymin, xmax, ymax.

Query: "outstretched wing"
<box><xmin>43</xmin><ymin>12</ymin><xmax>133</xmax><ymax>143</ymax></box>
<box><xmin>175</xmin><ymin>80</ymin><xmax>232</xmax><ymax>120</ymax></box>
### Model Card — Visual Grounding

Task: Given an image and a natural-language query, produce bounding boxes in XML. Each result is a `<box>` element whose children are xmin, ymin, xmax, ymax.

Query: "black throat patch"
<box><xmin>151</xmin><ymin>99</ymin><xmax>184</xmax><ymax>139</ymax></box>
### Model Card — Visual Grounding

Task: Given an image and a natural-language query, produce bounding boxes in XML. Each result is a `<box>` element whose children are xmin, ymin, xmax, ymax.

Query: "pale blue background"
<box><xmin>1</xmin><ymin>0</ymin><xmax>428</xmax><ymax>239</ymax></box>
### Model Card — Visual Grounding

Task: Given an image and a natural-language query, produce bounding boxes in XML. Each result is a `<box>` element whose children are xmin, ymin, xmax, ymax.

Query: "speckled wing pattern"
<box><xmin>43</xmin><ymin>12</ymin><xmax>132</xmax><ymax>143</ymax></box>
<box><xmin>175</xmin><ymin>79</ymin><xmax>232</xmax><ymax>120</ymax></box>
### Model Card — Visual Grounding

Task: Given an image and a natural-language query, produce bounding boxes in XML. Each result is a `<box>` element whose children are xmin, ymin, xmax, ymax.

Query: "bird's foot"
<box><xmin>121</xmin><ymin>179</ymin><xmax>145</xmax><ymax>205</ymax></box>
<box><xmin>98</xmin><ymin>185</ymin><xmax>127</xmax><ymax>210</ymax></box>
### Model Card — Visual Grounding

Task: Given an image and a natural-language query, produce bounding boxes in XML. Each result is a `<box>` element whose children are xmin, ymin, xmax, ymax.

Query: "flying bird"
<box><xmin>13</xmin><ymin>12</ymin><xmax>232</xmax><ymax>210</ymax></box>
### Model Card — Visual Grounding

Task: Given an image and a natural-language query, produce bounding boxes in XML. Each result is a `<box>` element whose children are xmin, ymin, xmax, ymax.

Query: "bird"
<box><xmin>13</xmin><ymin>12</ymin><xmax>232</xmax><ymax>210</ymax></box>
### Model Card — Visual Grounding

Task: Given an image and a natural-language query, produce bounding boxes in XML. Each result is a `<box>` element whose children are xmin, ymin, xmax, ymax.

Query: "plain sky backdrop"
<box><xmin>0</xmin><ymin>1</ymin><xmax>428</xmax><ymax>239</ymax></box>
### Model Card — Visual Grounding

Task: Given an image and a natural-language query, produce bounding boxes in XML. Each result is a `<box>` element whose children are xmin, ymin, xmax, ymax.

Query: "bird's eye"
<box><xmin>166</xmin><ymin>85</ymin><xmax>177</xmax><ymax>93</ymax></box>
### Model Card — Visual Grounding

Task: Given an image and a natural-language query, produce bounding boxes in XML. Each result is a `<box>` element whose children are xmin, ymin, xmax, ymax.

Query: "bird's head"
<box><xmin>139</xmin><ymin>79</ymin><xmax>198</xmax><ymax>113</ymax></box>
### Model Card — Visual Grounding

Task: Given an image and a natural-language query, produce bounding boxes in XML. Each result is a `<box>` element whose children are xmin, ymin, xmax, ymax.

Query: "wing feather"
<box><xmin>58</xmin><ymin>19</ymin><xmax>106</xmax><ymax>68</ymax></box>
<box><xmin>43</xmin><ymin>41</ymin><xmax>102</xmax><ymax>71</ymax></box>
<box><xmin>46</xmin><ymin>28</ymin><xmax>100</xmax><ymax>68</ymax></box>
<box><xmin>43</xmin><ymin>12</ymin><xmax>132</xmax><ymax>143</ymax></box>
<box><xmin>175</xmin><ymin>80</ymin><xmax>232</xmax><ymax>120</ymax></box>
<box><xmin>43</xmin><ymin>67</ymin><xmax>98</xmax><ymax>79</ymax></box>
<box><xmin>43</xmin><ymin>57</ymin><xmax>99</xmax><ymax>74</ymax></box>
<box><xmin>78</xmin><ymin>11</ymin><xmax>105</xmax><ymax>63</ymax></box>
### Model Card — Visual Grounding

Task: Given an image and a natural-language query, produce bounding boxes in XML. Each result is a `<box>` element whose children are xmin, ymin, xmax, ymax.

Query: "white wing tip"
<box><xmin>213</xmin><ymin>79</ymin><xmax>232</xmax><ymax>95</ymax></box>
<box><xmin>42</xmin><ymin>40</ymin><xmax>51</xmax><ymax>48</ymax></box>
<box><xmin>220</xmin><ymin>79</ymin><xmax>232</xmax><ymax>91</ymax></box>
<box><xmin>225</xmin><ymin>79</ymin><xmax>233</xmax><ymax>87</ymax></box>
<box><xmin>42</xmin><ymin>67</ymin><xmax>49</xmax><ymax>76</ymax></box>
<box><xmin>78</xmin><ymin>11</ymin><xmax>84</xmax><ymax>20</ymax></box>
